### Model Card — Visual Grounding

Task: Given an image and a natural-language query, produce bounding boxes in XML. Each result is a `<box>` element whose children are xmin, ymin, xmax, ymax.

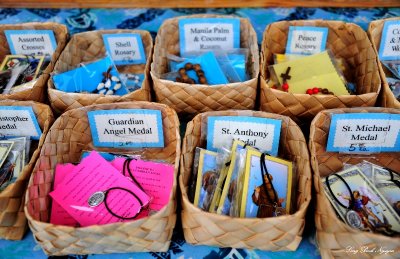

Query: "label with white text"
<box><xmin>88</xmin><ymin>109</ymin><xmax>164</xmax><ymax>148</ymax></box>
<box><xmin>286</xmin><ymin>26</ymin><xmax>328</xmax><ymax>55</ymax></box>
<box><xmin>326</xmin><ymin>113</ymin><xmax>400</xmax><ymax>153</ymax></box>
<box><xmin>207</xmin><ymin>116</ymin><xmax>281</xmax><ymax>156</ymax></box>
<box><xmin>378</xmin><ymin>20</ymin><xmax>400</xmax><ymax>60</ymax></box>
<box><xmin>0</xmin><ymin>106</ymin><xmax>42</xmax><ymax>140</ymax></box>
<box><xmin>179</xmin><ymin>18</ymin><xmax>240</xmax><ymax>54</ymax></box>
<box><xmin>102</xmin><ymin>33</ymin><xmax>146</xmax><ymax>65</ymax></box>
<box><xmin>5</xmin><ymin>30</ymin><xmax>57</xmax><ymax>56</ymax></box>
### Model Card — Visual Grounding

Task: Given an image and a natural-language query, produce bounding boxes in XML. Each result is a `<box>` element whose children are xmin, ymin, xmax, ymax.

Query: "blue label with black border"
<box><xmin>326</xmin><ymin>113</ymin><xmax>400</xmax><ymax>153</ymax></box>
<box><xmin>179</xmin><ymin>18</ymin><xmax>240</xmax><ymax>54</ymax></box>
<box><xmin>207</xmin><ymin>116</ymin><xmax>281</xmax><ymax>156</ymax></box>
<box><xmin>88</xmin><ymin>109</ymin><xmax>164</xmax><ymax>148</ymax></box>
<box><xmin>5</xmin><ymin>30</ymin><xmax>57</xmax><ymax>56</ymax></box>
<box><xmin>0</xmin><ymin>106</ymin><xmax>42</xmax><ymax>140</ymax></box>
<box><xmin>286</xmin><ymin>26</ymin><xmax>328</xmax><ymax>55</ymax></box>
<box><xmin>102</xmin><ymin>33</ymin><xmax>147</xmax><ymax>65</ymax></box>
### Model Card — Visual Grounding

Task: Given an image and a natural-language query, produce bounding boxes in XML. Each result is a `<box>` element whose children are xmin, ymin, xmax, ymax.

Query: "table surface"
<box><xmin>0</xmin><ymin>6</ymin><xmax>399</xmax><ymax>259</ymax></box>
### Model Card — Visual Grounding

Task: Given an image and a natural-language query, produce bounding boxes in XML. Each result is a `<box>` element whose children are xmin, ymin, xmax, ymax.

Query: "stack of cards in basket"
<box><xmin>50</xmin><ymin>151</ymin><xmax>174</xmax><ymax>227</ymax></box>
<box><xmin>191</xmin><ymin>139</ymin><xmax>294</xmax><ymax>219</ymax></box>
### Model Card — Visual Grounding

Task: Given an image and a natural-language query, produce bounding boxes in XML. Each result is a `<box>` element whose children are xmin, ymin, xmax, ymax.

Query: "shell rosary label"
<box><xmin>0</xmin><ymin>106</ymin><xmax>42</xmax><ymax>140</ymax></box>
<box><xmin>179</xmin><ymin>18</ymin><xmax>240</xmax><ymax>54</ymax></box>
<box><xmin>326</xmin><ymin>113</ymin><xmax>400</xmax><ymax>153</ymax></box>
<box><xmin>206</xmin><ymin>116</ymin><xmax>281</xmax><ymax>156</ymax></box>
<box><xmin>88</xmin><ymin>109</ymin><xmax>164</xmax><ymax>148</ymax></box>
<box><xmin>102</xmin><ymin>33</ymin><xmax>146</xmax><ymax>65</ymax></box>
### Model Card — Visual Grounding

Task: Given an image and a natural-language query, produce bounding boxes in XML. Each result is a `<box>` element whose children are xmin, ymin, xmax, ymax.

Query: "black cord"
<box><xmin>325</xmin><ymin>173</ymin><xmax>355</xmax><ymax>210</ymax></box>
<box><xmin>383</xmin><ymin>167</ymin><xmax>400</xmax><ymax>189</ymax></box>
<box><xmin>123</xmin><ymin>158</ymin><xmax>145</xmax><ymax>192</ymax></box>
<box><xmin>259</xmin><ymin>153</ymin><xmax>278</xmax><ymax>205</ymax></box>
<box><xmin>104</xmin><ymin>187</ymin><xmax>143</xmax><ymax>220</ymax></box>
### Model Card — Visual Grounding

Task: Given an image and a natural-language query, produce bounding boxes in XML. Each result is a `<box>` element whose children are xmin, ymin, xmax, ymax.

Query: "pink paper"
<box><xmin>50</xmin><ymin>151</ymin><xmax>150</xmax><ymax>227</ymax></box>
<box><xmin>112</xmin><ymin>158</ymin><xmax>174</xmax><ymax>212</ymax></box>
<box><xmin>50</xmin><ymin>163</ymin><xmax>79</xmax><ymax>226</ymax></box>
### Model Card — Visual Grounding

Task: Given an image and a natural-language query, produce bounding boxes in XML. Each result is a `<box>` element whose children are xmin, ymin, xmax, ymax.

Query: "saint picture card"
<box><xmin>240</xmin><ymin>149</ymin><xmax>293</xmax><ymax>218</ymax></box>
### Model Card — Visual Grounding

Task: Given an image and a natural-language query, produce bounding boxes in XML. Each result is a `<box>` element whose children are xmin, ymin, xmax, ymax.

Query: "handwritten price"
<box><xmin>348</xmin><ymin>143</ymin><xmax>368</xmax><ymax>152</ymax></box>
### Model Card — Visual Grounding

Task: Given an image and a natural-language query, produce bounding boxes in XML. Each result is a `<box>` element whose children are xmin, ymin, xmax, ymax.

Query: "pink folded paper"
<box><xmin>50</xmin><ymin>151</ymin><xmax>150</xmax><ymax>227</ymax></box>
<box><xmin>112</xmin><ymin>157</ymin><xmax>174</xmax><ymax>213</ymax></box>
<box><xmin>50</xmin><ymin>163</ymin><xmax>79</xmax><ymax>226</ymax></box>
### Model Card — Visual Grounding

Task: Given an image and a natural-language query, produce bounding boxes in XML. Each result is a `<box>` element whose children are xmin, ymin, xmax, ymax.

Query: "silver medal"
<box><xmin>345</xmin><ymin>210</ymin><xmax>362</xmax><ymax>229</ymax></box>
<box><xmin>88</xmin><ymin>191</ymin><xmax>105</xmax><ymax>207</ymax></box>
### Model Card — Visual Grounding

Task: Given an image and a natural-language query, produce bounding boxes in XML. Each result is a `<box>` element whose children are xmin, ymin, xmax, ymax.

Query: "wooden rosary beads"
<box><xmin>176</xmin><ymin>62</ymin><xmax>208</xmax><ymax>85</ymax></box>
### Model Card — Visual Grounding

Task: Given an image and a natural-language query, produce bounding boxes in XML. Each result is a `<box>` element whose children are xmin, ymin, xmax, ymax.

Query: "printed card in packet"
<box><xmin>193</xmin><ymin>148</ymin><xmax>218</xmax><ymax>211</ymax></box>
<box><xmin>375</xmin><ymin>181</ymin><xmax>400</xmax><ymax>217</ymax></box>
<box><xmin>323</xmin><ymin>166</ymin><xmax>400</xmax><ymax>234</ymax></box>
<box><xmin>240</xmin><ymin>149</ymin><xmax>293</xmax><ymax>218</ymax></box>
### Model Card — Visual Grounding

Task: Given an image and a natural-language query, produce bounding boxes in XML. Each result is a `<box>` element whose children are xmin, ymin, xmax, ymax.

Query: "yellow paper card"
<box><xmin>271</xmin><ymin>51</ymin><xmax>349</xmax><ymax>95</ymax></box>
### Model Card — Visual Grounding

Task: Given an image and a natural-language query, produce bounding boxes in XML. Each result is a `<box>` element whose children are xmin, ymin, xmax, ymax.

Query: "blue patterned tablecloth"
<box><xmin>0</xmin><ymin>7</ymin><xmax>399</xmax><ymax>259</ymax></box>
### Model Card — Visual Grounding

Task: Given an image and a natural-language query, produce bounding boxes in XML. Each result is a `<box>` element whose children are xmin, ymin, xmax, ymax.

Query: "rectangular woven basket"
<box><xmin>179</xmin><ymin>110</ymin><xmax>312</xmax><ymax>251</ymax></box>
<box><xmin>260</xmin><ymin>20</ymin><xmax>381</xmax><ymax>124</ymax></box>
<box><xmin>0</xmin><ymin>100</ymin><xmax>54</xmax><ymax>240</ymax></box>
<box><xmin>0</xmin><ymin>22</ymin><xmax>68</xmax><ymax>103</ymax></box>
<box><xmin>151</xmin><ymin>14</ymin><xmax>259</xmax><ymax>115</ymax></box>
<box><xmin>48</xmin><ymin>29</ymin><xmax>153</xmax><ymax>114</ymax></box>
<box><xmin>368</xmin><ymin>17</ymin><xmax>400</xmax><ymax>109</ymax></box>
<box><xmin>25</xmin><ymin>101</ymin><xmax>180</xmax><ymax>255</ymax></box>
<box><xmin>309</xmin><ymin>107</ymin><xmax>400</xmax><ymax>258</ymax></box>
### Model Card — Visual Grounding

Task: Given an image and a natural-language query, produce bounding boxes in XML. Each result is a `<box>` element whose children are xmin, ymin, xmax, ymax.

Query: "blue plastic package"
<box><xmin>52</xmin><ymin>56</ymin><xmax>129</xmax><ymax>96</ymax></box>
<box><xmin>171</xmin><ymin>52</ymin><xmax>229</xmax><ymax>85</ymax></box>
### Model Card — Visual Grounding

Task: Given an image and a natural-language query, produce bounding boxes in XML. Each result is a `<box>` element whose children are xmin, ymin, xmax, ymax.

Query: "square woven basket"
<box><xmin>0</xmin><ymin>100</ymin><xmax>54</xmax><ymax>240</ymax></box>
<box><xmin>368</xmin><ymin>17</ymin><xmax>400</xmax><ymax>109</ymax></box>
<box><xmin>0</xmin><ymin>22</ymin><xmax>68</xmax><ymax>102</ymax></box>
<box><xmin>25</xmin><ymin>101</ymin><xmax>180</xmax><ymax>255</ymax></box>
<box><xmin>260</xmin><ymin>20</ymin><xmax>381</xmax><ymax>123</ymax></box>
<box><xmin>151</xmin><ymin>14</ymin><xmax>259</xmax><ymax>116</ymax></box>
<box><xmin>309</xmin><ymin>107</ymin><xmax>400</xmax><ymax>258</ymax></box>
<box><xmin>48</xmin><ymin>30</ymin><xmax>152</xmax><ymax>114</ymax></box>
<box><xmin>179</xmin><ymin>110</ymin><xmax>312</xmax><ymax>251</ymax></box>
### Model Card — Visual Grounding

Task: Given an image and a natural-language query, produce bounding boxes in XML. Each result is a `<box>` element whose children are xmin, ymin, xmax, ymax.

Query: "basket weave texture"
<box><xmin>0</xmin><ymin>22</ymin><xmax>68</xmax><ymax>102</ymax></box>
<box><xmin>25</xmin><ymin>101</ymin><xmax>181</xmax><ymax>255</ymax></box>
<box><xmin>48</xmin><ymin>30</ymin><xmax>152</xmax><ymax>114</ymax></box>
<box><xmin>180</xmin><ymin>110</ymin><xmax>312</xmax><ymax>251</ymax></box>
<box><xmin>309</xmin><ymin>107</ymin><xmax>400</xmax><ymax>259</ymax></box>
<box><xmin>368</xmin><ymin>17</ymin><xmax>400</xmax><ymax>109</ymax></box>
<box><xmin>151</xmin><ymin>14</ymin><xmax>259</xmax><ymax>115</ymax></box>
<box><xmin>260</xmin><ymin>20</ymin><xmax>381</xmax><ymax>123</ymax></box>
<box><xmin>0</xmin><ymin>100</ymin><xmax>54</xmax><ymax>240</ymax></box>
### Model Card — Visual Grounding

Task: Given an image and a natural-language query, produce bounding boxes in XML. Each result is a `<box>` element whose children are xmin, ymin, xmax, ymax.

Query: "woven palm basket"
<box><xmin>179</xmin><ymin>110</ymin><xmax>312</xmax><ymax>251</ymax></box>
<box><xmin>25</xmin><ymin>101</ymin><xmax>180</xmax><ymax>255</ymax></box>
<box><xmin>48</xmin><ymin>30</ymin><xmax>152</xmax><ymax>114</ymax></box>
<box><xmin>0</xmin><ymin>22</ymin><xmax>68</xmax><ymax>102</ymax></box>
<box><xmin>368</xmin><ymin>17</ymin><xmax>400</xmax><ymax>109</ymax></box>
<box><xmin>309</xmin><ymin>107</ymin><xmax>400</xmax><ymax>258</ymax></box>
<box><xmin>151</xmin><ymin>14</ymin><xmax>259</xmax><ymax>115</ymax></box>
<box><xmin>260</xmin><ymin>20</ymin><xmax>381</xmax><ymax>123</ymax></box>
<box><xmin>0</xmin><ymin>100</ymin><xmax>54</xmax><ymax>240</ymax></box>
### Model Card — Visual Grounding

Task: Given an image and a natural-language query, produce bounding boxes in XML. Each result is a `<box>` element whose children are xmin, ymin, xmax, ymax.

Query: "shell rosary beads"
<box><xmin>94</xmin><ymin>66</ymin><xmax>122</xmax><ymax>95</ymax></box>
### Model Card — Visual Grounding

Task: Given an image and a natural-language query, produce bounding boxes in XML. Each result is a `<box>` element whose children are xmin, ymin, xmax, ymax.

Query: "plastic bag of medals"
<box><xmin>0</xmin><ymin>54</ymin><xmax>50</xmax><ymax>94</ymax></box>
<box><xmin>0</xmin><ymin>136</ymin><xmax>31</xmax><ymax>192</ymax></box>
<box><xmin>322</xmin><ymin>161</ymin><xmax>400</xmax><ymax>236</ymax></box>
<box><xmin>189</xmin><ymin>139</ymin><xmax>296</xmax><ymax>219</ymax></box>
<box><xmin>49</xmin><ymin>150</ymin><xmax>174</xmax><ymax>227</ymax></box>
<box><xmin>161</xmin><ymin>49</ymin><xmax>249</xmax><ymax>85</ymax></box>
<box><xmin>51</xmin><ymin>55</ymin><xmax>144</xmax><ymax>96</ymax></box>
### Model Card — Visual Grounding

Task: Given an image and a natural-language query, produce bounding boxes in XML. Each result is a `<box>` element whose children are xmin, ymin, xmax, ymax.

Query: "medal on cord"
<box><xmin>325</xmin><ymin>173</ymin><xmax>362</xmax><ymax>229</ymax></box>
<box><xmin>87</xmin><ymin>158</ymin><xmax>147</xmax><ymax>219</ymax></box>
